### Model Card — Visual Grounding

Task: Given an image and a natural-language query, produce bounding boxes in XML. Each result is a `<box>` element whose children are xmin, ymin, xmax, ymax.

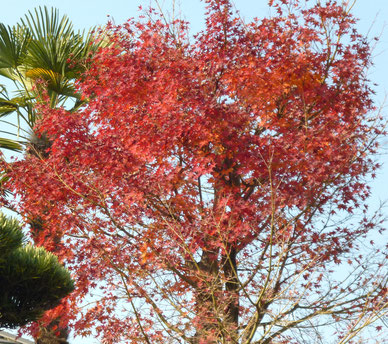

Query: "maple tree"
<box><xmin>1</xmin><ymin>0</ymin><xmax>387</xmax><ymax>343</ymax></box>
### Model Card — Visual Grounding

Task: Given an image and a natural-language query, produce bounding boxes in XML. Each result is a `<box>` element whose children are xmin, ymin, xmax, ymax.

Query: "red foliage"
<box><xmin>4</xmin><ymin>0</ymin><xmax>386</xmax><ymax>343</ymax></box>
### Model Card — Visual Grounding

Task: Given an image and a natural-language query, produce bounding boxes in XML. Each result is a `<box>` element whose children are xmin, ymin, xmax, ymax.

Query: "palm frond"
<box><xmin>0</xmin><ymin>138</ymin><xmax>23</xmax><ymax>151</ymax></box>
<box><xmin>0</xmin><ymin>24</ymin><xmax>30</xmax><ymax>70</ymax></box>
<box><xmin>22</xmin><ymin>7</ymin><xmax>82</xmax><ymax>74</ymax></box>
<box><xmin>0</xmin><ymin>95</ymin><xmax>33</xmax><ymax>120</ymax></box>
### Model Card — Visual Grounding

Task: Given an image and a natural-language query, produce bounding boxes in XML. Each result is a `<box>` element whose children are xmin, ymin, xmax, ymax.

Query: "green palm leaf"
<box><xmin>0</xmin><ymin>95</ymin><xmax>29</xmax><ymax>117</ymax></box>
<box><xmin>0</xmin><ymin>6</ymin><xmax>106</xmax><ymax>143</ymax></box>
<box><xmin>0</xmin><ymin>24</ymin><xmax>30</xmax><ymax>70</ymax></box>
<box><xmin>0</xmin><ymin>138</ymin><xmax>22</xmax><ymax>151</ymax></box>
<box><xmin>22</xmin><ymin>7</ymin><xmax>95</xmax><ymax>77</ymax></box>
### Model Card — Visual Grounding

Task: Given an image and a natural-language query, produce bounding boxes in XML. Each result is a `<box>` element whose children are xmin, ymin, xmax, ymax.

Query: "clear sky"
<box><xmin>1</xmin><ymin>1</ymin><xmax>387</xmax><ymax>343</ymax></box>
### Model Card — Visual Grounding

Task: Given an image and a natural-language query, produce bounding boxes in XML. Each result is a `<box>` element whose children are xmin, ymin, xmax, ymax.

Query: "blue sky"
<box><xmin>2</xmin><ymin>1</ymin><xmax>387</xmax><ymax>343</ymax></box>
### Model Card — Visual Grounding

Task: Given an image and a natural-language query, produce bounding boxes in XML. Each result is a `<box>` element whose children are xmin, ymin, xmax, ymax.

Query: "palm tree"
<box><xmin>0</xmin><ymin>7</ymin><xmax>104</xmax><ymax>343</ymax></box>
<box><xmin>0</xmin><ymin>6</ymin><xmax>102</xmax><ymax>142</ymax></box>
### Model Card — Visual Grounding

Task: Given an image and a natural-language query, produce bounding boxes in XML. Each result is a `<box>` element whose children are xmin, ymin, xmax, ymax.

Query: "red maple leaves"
<box><xmin>3</xmin><ymin>0</ymin><xmax>386</xmax><ymax>343</ymax></box>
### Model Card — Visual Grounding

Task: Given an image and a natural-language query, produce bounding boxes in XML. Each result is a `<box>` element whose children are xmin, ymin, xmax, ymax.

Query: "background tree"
<box><xmin>0</xmin><ymin>212</ymin><xmax>74</xmax><ymax>329</ymax></box>
<box><xmin>2</xmin><ymin>0</ymin><xmax>387</xmax><ymax>343</ymax></box>
<box><xmin>0</xmin><ymin>7</ymin><xmax>103</xmax><ymax>343</ymax></box>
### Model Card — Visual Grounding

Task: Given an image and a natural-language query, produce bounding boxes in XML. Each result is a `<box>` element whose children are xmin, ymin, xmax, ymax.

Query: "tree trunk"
<box><xmin>192</xmin><ymin>246</ymin><xmax>240</xmax><ymax>344</ymax></box>
<box><xmin>35</xmin><ymin>319</ymin><xmax>70</xmax><ymax>344</ymax></box>
<box><xmin>223</xmin><ymin>246</ymin><xmax>239</xmax><ymax>343</ymax></box>
<box><xmin>193</xmin><ymin>249</ymin><xmax>220</xmax><ymax>343</ymax></box>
